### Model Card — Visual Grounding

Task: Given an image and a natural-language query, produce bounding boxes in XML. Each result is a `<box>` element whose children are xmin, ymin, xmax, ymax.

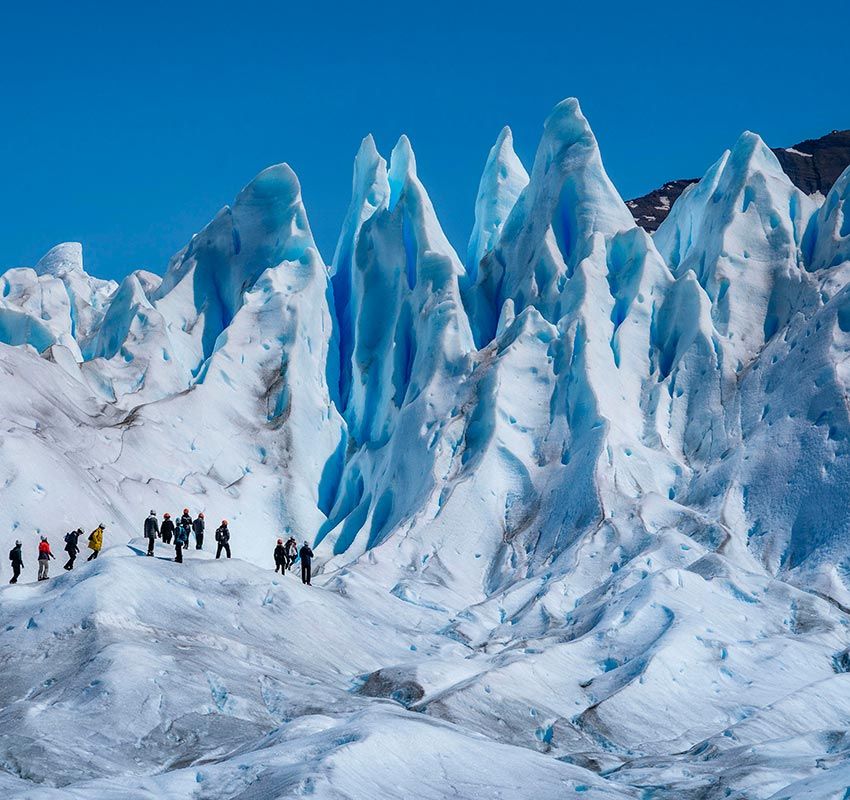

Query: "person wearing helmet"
<box><xmin>160</xmin><ymin>513</ymin><xmax>175</xmax><ymax>545</ymax></box>
<box><xmin>299</xmin><ymin>541</ymin><xmax>314</xmax><ymax>586</ymax></box>
<box><xmin>274</xmin><ymin>538</ymin><xmax>286</xmax><ymax>573</ymax></box>
<box><xmin>215</xmin><ymin>520</ymin><xmax>231</xmax><ymax>559</ymax></box>
<box><xmin>8</xmin><ymin>540</ymin><xmax>23</xmax><ymax>584</ymax></box>
<box><xmin>64</xmin><ymin>528</ymin><xmax>82</xmax><ymax>570</ymax></box>
<box><xmin>144</xmin><ymin>510</ymin><xmax>159</xmax><ymax>557</ymax></box>
<box><xmin>87</xmin><ymin>524</ymin><xmax>105</xmax><ymax>561</ymax></box>
<box><xmin>37</xmin><ymin>536</ymin><xmax>55</xmax><ymax>580</ymax></box>
<box><xmin>192</xmin><ymin>512</ymin><xmax>205</xmax><ymax>550</ymax></box>
<box><xmin>179</xmin><ymin>508</ymin><xmax>193</xmax><ymax>545</ymax></box>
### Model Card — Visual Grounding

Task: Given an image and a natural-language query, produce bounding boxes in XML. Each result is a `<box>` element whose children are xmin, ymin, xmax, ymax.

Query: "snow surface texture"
<box><xmin>2</xmin><ymin>98</ymin><xmax>850</xmax><ymax>798</ymax></box>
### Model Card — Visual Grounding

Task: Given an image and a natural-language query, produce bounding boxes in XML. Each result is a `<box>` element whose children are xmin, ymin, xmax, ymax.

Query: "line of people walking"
<box><xmin>144</xmin><ymin>510</ymin><xmax>231</xmax><ymax>562</ymax></box>
<box><xmin>8</xmin><ymin>524</ymin><xmax>105</xmax><ymax>583</ymax></box>
<box><xmin>7</xmin><ymin>515</ymin><xmax>317</xmax><ymax>586</ymax></box>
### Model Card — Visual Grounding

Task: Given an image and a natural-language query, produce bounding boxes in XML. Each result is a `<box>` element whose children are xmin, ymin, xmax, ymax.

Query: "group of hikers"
<box><xmin>143</xmin><ymin>510</ymin><xmax>229</xmax><ymax>562</ymax></box>
<box><xmin>7</xmin><ymin>523</ymin><xmax>105</xmax><ymax>583</ymax></box>
<box><xmin>7</xmin><ymin>511</ymin><xmax>317</xmax><ymax>586</ymax></box>
<box><xmin>275</xmin><ymin>537</ymin><xmax>314</xmax><ymax>585</ymax></box>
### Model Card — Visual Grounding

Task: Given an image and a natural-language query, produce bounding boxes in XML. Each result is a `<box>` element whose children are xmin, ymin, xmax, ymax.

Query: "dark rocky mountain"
<box><xmin>773</xmin><ymin>129</ymin><xmax>850</xmax><ymax>195</ymax></box>
<box><xmin>628</xmin><ymin>129</ymin><xmax>850</xmax><ymax>232</ymax></box>
<box><xmin>626</xmin><ymin>178</ymin><xmax>698</xmax><ymax>232</ymax></box>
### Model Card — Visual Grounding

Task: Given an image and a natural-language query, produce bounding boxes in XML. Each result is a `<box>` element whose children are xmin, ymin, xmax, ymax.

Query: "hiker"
<box><xmin>160</xmin><ymin>513</ymin><xmax>175</xmax><ymax>544</ymax></box>
<box><xmin>174</xmin><ymin>522</ymin><xmax>189</xmax><ymax>564</ymax></box>
<box><xmin>274</xmin><ymin>538</ymin><xmax>286</xmax><ymax>573</ymax></box>
<box><xmin>38</xmin><ymin>536</ymin><xmax>55</xmax><ymax>580</ymax></box>
<box><xmin>87</xmin><ymin>524</ymin><xmax>104</xmax><ymax>561</ymax></box>
<box><xmin>215</xmin><ymin>520</ymin><xmax>231</xmax><ymax>559</ymax></box>
<box><xmin>64</xmin><ymin>528</ymin><xmax>82</xmax><ymax>570</ymax></box>
<box><xmin>299</xmin><ymin>541</ymin><xmax>314</xmax><ymax>586</ymax></box>
<box><xmin>192</xmin><ymin>512</ymin><xmax>205</xmax><ymax>550</ymax></box>
<box><xmin>179</xmin><ymin>509</ymin><xmax>193</xmax><ymax>545</ymax></box>
<box><xmin>8</xmin><ymin>540</ymin><xmax>23</xmax><ymax>584</ymax></box>
<box><xmin>144</xmin><ymin>510</ymin><xmax>159</xmax><ymax>557</ymax></box>
<box><xmin>284</xmin><ymin>536</ymin><xmax>297</xmax><ymax>570</ymax></box>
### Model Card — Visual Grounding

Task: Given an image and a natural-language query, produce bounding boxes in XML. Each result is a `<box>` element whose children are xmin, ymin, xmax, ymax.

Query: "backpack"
<box><xmin>65</xmin><ymin>531</ymin><xmax>76</xmax><ymax>545</ymax></box>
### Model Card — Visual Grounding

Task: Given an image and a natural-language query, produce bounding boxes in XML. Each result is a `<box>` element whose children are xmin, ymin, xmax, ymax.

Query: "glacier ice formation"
<box><xmin>1</xmin><ymin>98</ymin><xmax>850</xmax><ymax>798</ymax></box>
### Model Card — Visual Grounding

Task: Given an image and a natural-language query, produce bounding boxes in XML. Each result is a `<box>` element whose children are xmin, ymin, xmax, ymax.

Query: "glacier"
<box><xmin>1</xmin><ymin>98</ymin><xmax>850</xmax><ymax>798</ymax></box>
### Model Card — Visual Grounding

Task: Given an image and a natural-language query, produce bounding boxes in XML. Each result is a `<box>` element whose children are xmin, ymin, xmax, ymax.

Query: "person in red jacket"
<box><xmin>37</xmin><ymin>536</ymin><xmax>55</xmax><ymax>581</ymax></box>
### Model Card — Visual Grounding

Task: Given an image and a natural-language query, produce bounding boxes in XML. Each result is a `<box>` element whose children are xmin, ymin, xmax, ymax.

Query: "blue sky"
<box><xmin>2</xmin><ymin>0</ymin><xmax>848</xmax><ymax>281</ymax></box>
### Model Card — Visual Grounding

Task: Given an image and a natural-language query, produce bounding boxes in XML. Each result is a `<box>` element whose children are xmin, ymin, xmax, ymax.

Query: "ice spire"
<box><xmin>805</xmin><ymin>164</ymin><xmax>850</xmax><ymax>271</ymax></box>
<box><xmin>153</xmin><ymin>162</ymin><xmax>318</xmax><ymax>366</ymax></box>
<box><xmin>466</xmin><ymin>126</ymin><xmax>529</xmax><ymax>281</ymax></box>
<box><xmin>331</xmin><ymin>135</ymin><xmax>391</xmax><ymax>411</ymax></box>
<box><xmin>34</xmin><ymin>242</ymin><xmax>84</xmax><ymax>276</ymax></box>
<box><xmin>470</xmin><ymin>98</ymin><xmax>635</xmax><ymax>344</ymax></box>
<box><xmin>655</xmin><ymin>131</ymin><xmax>816</xmax><ymax>369</ymax></box>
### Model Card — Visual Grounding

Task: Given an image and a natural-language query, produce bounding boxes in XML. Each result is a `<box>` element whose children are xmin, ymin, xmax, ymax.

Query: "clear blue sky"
<box><xmin>2</xmin><ymin>0</ymin><xmax>848</xmax><ymax>282</ymax></box>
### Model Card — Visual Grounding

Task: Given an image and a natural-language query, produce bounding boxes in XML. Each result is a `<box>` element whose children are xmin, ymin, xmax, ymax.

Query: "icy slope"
<box><xmin>0</xmin><ymin>548</ymin><xmax>635</xmax><ymax>799</ymax></box>
<box><xmin>1</xmin><ymin>532</ymin><xmax>849</xmax><ymax>799</ymax></box>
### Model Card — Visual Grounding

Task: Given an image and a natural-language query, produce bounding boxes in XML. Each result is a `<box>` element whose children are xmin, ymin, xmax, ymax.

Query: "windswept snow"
<box><xmin>2</xmin><ymin>97</ymin><xmax>850</xmax><ymax>798</ymax></box>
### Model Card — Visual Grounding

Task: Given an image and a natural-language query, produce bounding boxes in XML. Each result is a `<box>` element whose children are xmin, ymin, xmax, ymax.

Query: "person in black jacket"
<box><xmin>299</xmin><ymin>541</ymin><xmax>314</xmax><ymax>585</ymax></box>
<box><xmin>192</xmin><ymin>512</ymin><xmax>205</xmax><ymax>550</ymax></box>
<box><xmin>160</xmin><ymin>513</ymin><xmax>175</xmax><ymax>544</ymax></box>
<box><xmin>9</xmin><ymin>540</ymin><xmax>23</xmax><ymax>584</ymax></box>
<box><xmin>177</xmin><ymin>509</ymin><xmax>192</xmax><ymax>549</ymax></box>
<box><xmin>174</xmin><ymin>523</ymin><xmax>189</xmax><ymax>564</ymax></box>
<box><xmin>144</xmin><ymin>511</ymin><xmax>159</xmax><ymax>557</ymax></box>
<box><xmin>215</xmin><ymin>521</ymin><xmax>231</xmax><ymax>559</ymax></box>
<box><xmin>274</xmin><ymin>539</ymin><xmax>286</xmax><ymax>573</ymax></box>
<box><xmin>64</xmin><ymin>529</ymin><xmax>82</xmax><ymax>570</ymax></box>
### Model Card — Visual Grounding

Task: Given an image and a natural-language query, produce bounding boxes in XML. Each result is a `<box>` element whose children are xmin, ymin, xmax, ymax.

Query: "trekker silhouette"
<box><xmin>274</xmin><ymin>539</ymin><xmax>286</xmax><ymax>573</ymax></box>
<box><xmin>193</xmin><ymin>512</ymin><xmax>205</xmax><ymax>549</ymax></box>
<box><xmin>144</xmin><ymin>511</ymin><xmax>159</xmax><ymax>557</ymax></box>
<box><xmin>8</xmin><ymin>540</ymin><xmax>23</xmax><ymax>583</ymax></box>
<box><xmin>64</xmin><ymin>529</ymin><xmax>82</xmax><ymax>570</ymax></box>
<box><xmin>178</xmin><ymin>509</ymin><xmax>193</xmax><ymax>548</ymax></box>
<box><xmin>299</xmin><ymin>541</ymin><xmax>314</xmax><ymax>585</ymax></box>
<box><xmin>87</xmin><ymin>524</ymin><xmax>104</xmax><ymax>561</ymax></box>
<box><xmin>174</xmin><ymin>523</ymin><xmax>189</xmax><ymax>563</ymax></box>
<box><xmin>215</xmin><ymin>521</ymin><xmax>231</xmax><ymax>559</ymax></box>
<box><xmin>160</xmin><ymin>513</ymin><xmax>174</xmax><ymax>544</ymax></box>
<box><xmin>37</xmin><ymin>536</ymin><xmax>55</xmax><ymax>580</ymax></box>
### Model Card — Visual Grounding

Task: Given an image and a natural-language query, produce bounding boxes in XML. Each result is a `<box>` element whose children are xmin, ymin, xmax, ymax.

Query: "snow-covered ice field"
<box><xmin>2</xmin><ymin>98</ymin><xmax>850</xmax><ymax>797</ymax></box>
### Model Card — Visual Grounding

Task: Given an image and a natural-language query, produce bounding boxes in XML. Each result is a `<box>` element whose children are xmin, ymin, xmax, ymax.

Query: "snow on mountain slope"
<box><xmin>2</xmin><ymin>98</ymin><xmax>850</xmax><ymax>798</ymax></box>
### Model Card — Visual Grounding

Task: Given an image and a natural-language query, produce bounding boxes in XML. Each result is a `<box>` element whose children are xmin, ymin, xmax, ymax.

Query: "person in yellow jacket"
<box><xmin>87</xmin><ymin>524</ymin><xmax>105</xmax><ymax>561</ymax></box>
